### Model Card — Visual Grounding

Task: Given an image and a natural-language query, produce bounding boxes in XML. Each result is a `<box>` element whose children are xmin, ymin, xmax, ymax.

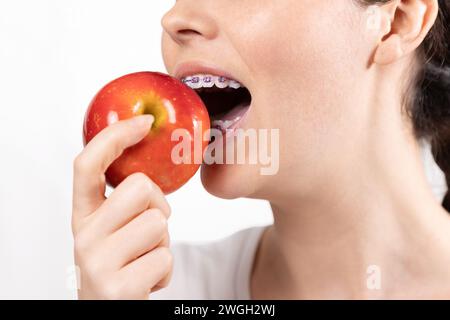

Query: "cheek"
<box><xmin>161</xmin><ymin>33</ymin><xmax>178</xmax><ymax>73</ymax></box>
<box><xmin>237</xmin><ymin>1</ymin><xmax>367</xmax><ymax>128</ymax></box>
<box><xmin>236</xmin><ymin>0</ymin><xmax>361</xmax><ymax>80</ymax></box>
<box><xmin>233</xmin><ymin>2</ymin><xmax>370</xmax><ymax>169</ymax></box>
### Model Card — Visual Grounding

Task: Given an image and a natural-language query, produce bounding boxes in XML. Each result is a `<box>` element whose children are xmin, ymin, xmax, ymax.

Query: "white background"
<box><xmin>0</xmin><ymin>1</ymin><xmax>445</xmax><ymax>299</ymax></box>
<box><xmin>0</xmin><ymin>0</ymin><xmax>272</xmax><ymax>299</ymax></box>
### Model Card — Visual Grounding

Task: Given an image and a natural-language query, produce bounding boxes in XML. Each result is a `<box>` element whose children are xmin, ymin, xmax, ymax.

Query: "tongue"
<box><xmin>211</xmin><ymin>103</ymin><xmax>250</xmax><ymax>131</ymax></box>
<box><xmin>211</xmin><ymin>102</ymin><xmax>249</xmax><ymax>122</ymax></box>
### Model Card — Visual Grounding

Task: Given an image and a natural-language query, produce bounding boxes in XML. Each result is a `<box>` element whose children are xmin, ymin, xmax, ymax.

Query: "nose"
<box><xmin>161</xmin><ymin>1</ymin><xmax>218</xmax><ymax>45</ymax></box>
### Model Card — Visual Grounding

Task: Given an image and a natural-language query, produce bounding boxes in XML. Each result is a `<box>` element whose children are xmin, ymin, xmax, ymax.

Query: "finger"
<box><xmin>151</xmin><ymin>263</ymin><xmax>173</xmax><ymax>293</ymax></box>
<box><xmin>151</xmin><ymin>234</ymin><xmax>172</xmax><ymax>292</ymax></box>
<box><xmin>90</xmin><ymin>173</ymin><xmax>171</xmax><ymax>236</ymax></box>
<box><xmin>119</xmin><ymin>247</ymin><xmax>173</xmax><ymax>297</ymax></box>
<box><xmin>105</xmin><ymin>209</ymin><xmax>168</xmax><ymax>268</ymax></box>
<box><xmin>159</xmin><ymin>231</ymin><xmax>170</xmax><ymax>248</ymax></box>
<box><xmin>72</xmin><ymin>115</ymin><xmax>154</xmax><ymax>225</ymax></box>
<box><xmin>143</xmin><ymin>232</ymin><xmax>172</xmax><ymax>294</ymax></box>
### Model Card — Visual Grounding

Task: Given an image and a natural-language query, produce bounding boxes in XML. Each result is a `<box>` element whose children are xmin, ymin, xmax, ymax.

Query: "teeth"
<box><xmin>201</xmin><ymin>75</ymin><xmax>215</xmax><ymax>88</ymax></box>
<box><xmin>181</xmin><ymin>74</ymin><xmax>242</xmax><ymax>90</ymax></box>
<box><xmin>212</xmin><ymin>119</ymin><xmax>237</xmax><ymax>130</ymax></box>
<box><xmin>215</xmin><ymin>76</ymin><xmax>229</xmax><ymax>89</ymax></box>
<box><xmin>190</xmin><ymin>76</ymin><xmax>202</xmax><ymax>89</ymax></box>
<box><xmin>228</xmin><ymin>80</ymin><xmax>241</xmax><ymax>89</ymax></box>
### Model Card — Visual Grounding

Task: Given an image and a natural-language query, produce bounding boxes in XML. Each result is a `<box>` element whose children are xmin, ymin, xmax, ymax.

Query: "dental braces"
<box><xmin>181</xmin><ymin>75</ymin><xmax>242</xmax><ymax>89</ymax></box>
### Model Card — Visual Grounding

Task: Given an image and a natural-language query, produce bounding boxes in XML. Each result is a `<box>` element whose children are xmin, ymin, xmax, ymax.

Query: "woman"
<box><xmin>72</xmin><ymin>0</ymin><xmax>450</xmax><ymax>299</ymax></box>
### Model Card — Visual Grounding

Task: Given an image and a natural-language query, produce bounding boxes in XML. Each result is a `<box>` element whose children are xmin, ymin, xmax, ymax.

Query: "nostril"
<box><xmin>178</xmin><ymin>29</ymin><xmax>202</xmax><ymax>37</ymax></box>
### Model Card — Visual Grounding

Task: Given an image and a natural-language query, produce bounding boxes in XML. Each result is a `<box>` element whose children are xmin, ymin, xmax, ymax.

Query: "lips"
<box><xmin>174</xmin><ymin>63</ymin><xmax>252</xmax><ymax>136</ymax></box>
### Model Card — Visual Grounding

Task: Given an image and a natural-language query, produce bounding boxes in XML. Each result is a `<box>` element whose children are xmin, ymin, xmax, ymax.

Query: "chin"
<box><xmin>200</xmin><ymin>163</ymin><xmax>261</xmax><ymax>200</ymax></box>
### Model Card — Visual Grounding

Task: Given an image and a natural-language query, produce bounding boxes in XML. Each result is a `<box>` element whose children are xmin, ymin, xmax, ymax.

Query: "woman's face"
<box><xmin>161</xmin><ymin>0</ymin><xmax>376</xmax><ymax>201</ymax></box>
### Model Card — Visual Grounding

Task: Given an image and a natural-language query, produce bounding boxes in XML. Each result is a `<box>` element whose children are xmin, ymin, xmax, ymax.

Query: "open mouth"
<box><xmin>180</xmin><ymin>75</ymin><xmax>252</xmax><ymax>133</ymax></box>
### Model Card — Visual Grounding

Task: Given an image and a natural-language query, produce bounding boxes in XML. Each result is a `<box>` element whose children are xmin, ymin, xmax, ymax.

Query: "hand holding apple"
<box><xmin>83</xmin><ymin>72</ymin><xmax>210</xmax><ymax>194</ymax></box>
<box><xmin>73</xmin><ymin>116</ymin><xmax>173</xmax><ymax>299</ymax></box>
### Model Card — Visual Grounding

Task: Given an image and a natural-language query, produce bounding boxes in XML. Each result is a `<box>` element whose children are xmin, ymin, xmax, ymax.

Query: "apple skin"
<box><xmin>83</xmin><ymin>72</ymin><xmax>210</xmax><ymax>194</ymax></box>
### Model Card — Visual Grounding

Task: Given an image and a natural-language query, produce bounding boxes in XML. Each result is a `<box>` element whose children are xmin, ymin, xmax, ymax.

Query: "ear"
<box><xmin>373</xmin><ymin>0</ymin><xmax>439</xmax><ymax>65</ymax></box>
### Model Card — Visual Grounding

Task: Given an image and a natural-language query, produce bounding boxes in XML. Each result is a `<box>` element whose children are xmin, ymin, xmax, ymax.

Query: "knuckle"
<box><xmin>158</xmin><ymin>280</ymin><xmax>170</xmax><ymax>290</ymax></box>
<box><xmin>130</xmin><ymin>172</ymin><xmax>154</xmax><ymax>194</ymax></box>
<box><xmin>74</xmin><ymin>234</ymin><xmax>104</xmax><ymax>277</ymax></box>
<box><xmin>147</xmin><ymin>209</ymin><xmax>167</xmax><ymax>231</ymax></box>
<box><xmin>158</xmin><ymin>248</ymin><xmax>173</xmax><ymax>270</ymax></box>
<box><xmin>100</xmin><ymin>281</ymin><xmax>123</xmax><ymax>300</ymax></box>
<box><xmin>164</xmin><ymin>204</ymin><xmax>172</xmax><ymax>219</ymax></box>
<box><xmin>164</xmin><ymin>231</ymin><xmax>171</xmax><ymax>247</ymax></box>
<box><xmin>71</xmin><ymin>217</ymin><xmax>79</xmax><ymax>237</ymax></box>
<box><xmin>82</xmin><ymin>257</ymin><xmax>105</xmax><ymax>278</ymax></box>
<box><xmin>74</xmin><ymin>232</ymin><xmax>91</xmax><ymax>256</ymax></box>
<box><xmin>73</xmin><ymin>154</ymin><xmax>90</xmax><ymax>175</ymax></box>
<box><xmin>159</xmin><ymin>273</ymin><xmax>172</xmax><ymax>289</ymax></box>
<box><xmin>104</xmin><ymin>124</ymin><xmax>121</xmax><ymax>140</ymax></box>
<box><xmin>165</xmin><ymin>232</ymin><xmax>171</xmax><ymax>247</ymax></box>
<box><xmin>109</xmin><ymin>130</ymin><xmax>124</xmax><ymax>154</ymax></box>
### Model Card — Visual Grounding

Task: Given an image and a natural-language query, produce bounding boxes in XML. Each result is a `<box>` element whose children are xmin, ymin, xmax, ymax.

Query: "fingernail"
<box><xmin>135</xmin><ymin>115</ymin><xmax>155</xmax><ymax>129</ymax></box>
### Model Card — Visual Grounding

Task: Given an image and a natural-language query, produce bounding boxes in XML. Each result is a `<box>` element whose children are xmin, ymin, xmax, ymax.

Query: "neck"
<box><xmin>253</xmin><ymin>76</ymin><xmax>450</xmax><ymax>299</ymax></box>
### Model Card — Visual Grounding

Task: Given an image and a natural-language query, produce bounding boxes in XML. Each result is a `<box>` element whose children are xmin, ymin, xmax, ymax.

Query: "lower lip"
<box><xmin>203</xmin><ymin>104</ymin><xmax>251</xmax><ymax>168</ymax></box>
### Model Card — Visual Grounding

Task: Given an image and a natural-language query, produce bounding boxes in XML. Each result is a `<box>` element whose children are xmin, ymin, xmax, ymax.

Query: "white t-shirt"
<box><xmin>150</xmin><ymin>226</ymin><xmax>267</xmax><ymax>300</ymax></box>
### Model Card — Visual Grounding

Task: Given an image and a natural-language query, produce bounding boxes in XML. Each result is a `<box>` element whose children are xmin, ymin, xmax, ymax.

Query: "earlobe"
<box><xmin>374</xmin><ymin>34</ymin><xmax>404</xmax><ymax>65</ymax></box>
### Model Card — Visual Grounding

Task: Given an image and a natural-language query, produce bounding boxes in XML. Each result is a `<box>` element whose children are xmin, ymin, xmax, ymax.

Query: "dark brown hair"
<box><xmin>361</xmin><ymin>0</ymin><xmax>450</xmax><ymax>211</ymax></box>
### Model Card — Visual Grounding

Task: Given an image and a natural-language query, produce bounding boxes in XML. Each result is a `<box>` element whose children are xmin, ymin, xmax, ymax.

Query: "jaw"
<box><xmin>200</xmin><ymin>161</ymin><xmax>263</xmax><ymax>199</ymax></box>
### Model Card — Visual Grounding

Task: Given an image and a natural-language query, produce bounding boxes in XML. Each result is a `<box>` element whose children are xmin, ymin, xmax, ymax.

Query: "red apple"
<box><xmin>83</xmin><ymin>72</ymin><xmax>210</xmax><ymax>194</ymax></box>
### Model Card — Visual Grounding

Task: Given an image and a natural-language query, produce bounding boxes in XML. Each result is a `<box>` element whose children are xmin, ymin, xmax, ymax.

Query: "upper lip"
<box><xmin>173</xmin><ymin>61</ymin><xmax>244</xmax><ymax>85</ymax></box>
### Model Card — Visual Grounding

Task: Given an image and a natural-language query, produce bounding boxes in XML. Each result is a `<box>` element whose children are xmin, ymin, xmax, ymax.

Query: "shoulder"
<box><xmin>150</xmin><ymin>225</ymin><xmax>268</xmax><ymax>300</ymax></box>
